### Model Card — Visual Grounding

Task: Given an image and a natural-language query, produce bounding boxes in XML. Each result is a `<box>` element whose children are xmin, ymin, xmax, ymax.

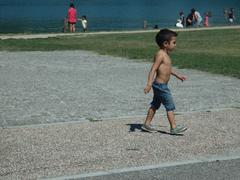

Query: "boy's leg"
<box><xmin>167</xmin><ymin>111</ymin><xmax>176</xmax><ymax>129</ymax></box>
<box><xmin>144</xmin><ymin>107</ymin><xmax>156</xmax><ymax>125</ymax></box>
<box><xmin>142</xmin><ymin>84</ymin><xmax>160</xmax><ymax>132</ymax></box>
<box><xmin>167</xmin><ymin>110</ymin><xmax>187</xmax><ymax>134</ymax></box>
<box><xmin>142</xmin><ymin>107</ymin><xmax>158</xmax><ymax>132</ymax></box>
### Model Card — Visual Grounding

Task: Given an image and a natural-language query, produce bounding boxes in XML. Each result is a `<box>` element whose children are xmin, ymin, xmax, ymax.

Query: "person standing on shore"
<box><xmin>142</xmin><ymin>29</ymin><xmax>187</xmax><ymax>135</ymax></box>
<box><xmin>228</xmin><ymin>8</ymin><xmax>235</xmax><ymax>24</ymax></box>
<box><xmin>223</xmin><ymin>8</ymin><xmax>228</xmax><ymax>22</ymax></box>
<box><xmin>192</xmin><ymin>8</ymin><xmax>203</xmax><ymax>27</ymax></box>
<box><xmin>67</xmin><ymin>3</ymin><xmax>77</xmax><ymax>33</ymax></box>
<box><xmin>204</xmin><ymin>13</ymin><xmax>209</xmax><ymax>27</ymax></box>
<box><xmin>186</xmin><ymin>10</ymin><xmax>194</xmax><ymax>27</ymax></box>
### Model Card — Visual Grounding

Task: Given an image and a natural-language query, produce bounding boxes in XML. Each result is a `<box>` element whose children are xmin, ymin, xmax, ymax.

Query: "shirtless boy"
<box><xmin>142</xmin><ymin>29</ymin><xmax>187</xmax><ymax>134</ymax></box>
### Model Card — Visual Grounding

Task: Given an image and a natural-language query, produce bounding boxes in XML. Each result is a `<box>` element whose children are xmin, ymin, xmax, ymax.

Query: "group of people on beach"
<box><xmin>63</xmin><ymin>3</ymin><xmax>88</xmax><ymax>33</ymax></box>
<box><xmin>65</xmin><ymin>3</ymin><xmax>236</xmax><ymax>32</ymax></box>
<box><xmin>176</xmin><ymin>8</ymin><xmax>208</xmax><ymax>28</ymax></box>
<box><xmin>176</xmin><ymin>7</ymin><xmax>236</xmax><ymax>28</ymax></box>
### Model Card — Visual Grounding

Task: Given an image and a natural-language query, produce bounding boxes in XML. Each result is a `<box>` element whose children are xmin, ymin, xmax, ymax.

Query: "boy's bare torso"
<box><xmin>155</xmin><ymin>50</ymin><xmax>172</xmax><ymax>84</ymax></box>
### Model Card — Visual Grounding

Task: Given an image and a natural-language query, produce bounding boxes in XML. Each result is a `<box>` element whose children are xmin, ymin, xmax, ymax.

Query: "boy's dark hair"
<box><xmin>155</xmin><ymin>29</ymin><xmax>177</xmax><ymax>48</ymax></box>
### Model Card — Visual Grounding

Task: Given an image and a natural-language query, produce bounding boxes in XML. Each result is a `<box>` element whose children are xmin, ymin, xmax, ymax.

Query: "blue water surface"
<box><xmin>0</xmin><ymin>0</ymin><xmax>239</xmax><ymax>33</ymax></box>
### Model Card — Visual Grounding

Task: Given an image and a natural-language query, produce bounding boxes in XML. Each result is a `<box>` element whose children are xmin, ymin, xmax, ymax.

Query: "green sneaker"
<box><xmin>170</xmin><ymin>124</ymin><xmax>187</xmax><ymax>135</ymax></box>
<box><xmin>141</xmin><ymin>124</ymin><xmax>158</xmax><ymax>133</ymax></box>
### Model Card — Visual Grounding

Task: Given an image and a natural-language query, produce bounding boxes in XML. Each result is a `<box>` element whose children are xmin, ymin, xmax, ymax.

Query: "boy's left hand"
<box><xmin>179</xmin><ymin>75</ymin><xmax>187</xmax><ymax>82</ymax></box>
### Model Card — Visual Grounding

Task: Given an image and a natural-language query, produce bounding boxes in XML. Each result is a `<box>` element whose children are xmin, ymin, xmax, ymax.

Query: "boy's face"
<box><xmin>166</xmin><ymin>37</ymin><xmax>177</xmax><ymax>51</ymax></box>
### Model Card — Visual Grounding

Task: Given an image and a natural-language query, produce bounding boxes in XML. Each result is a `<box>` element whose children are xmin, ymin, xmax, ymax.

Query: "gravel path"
<box><xmin>1</xmin><ymin>50</ymin><xmax>240</xmax><ymax>127</ymax></box>
<box><xmin>1</xmin><ymin>50</ymin><xmax>240</xmax><ymax>179</ymax></box>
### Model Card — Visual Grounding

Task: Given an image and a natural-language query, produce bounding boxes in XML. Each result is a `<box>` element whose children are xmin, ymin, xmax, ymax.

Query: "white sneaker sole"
<box><xmin>141</xmin><ymin>125</ymin><xmax>158</xmax><ymax>133</ymax></box>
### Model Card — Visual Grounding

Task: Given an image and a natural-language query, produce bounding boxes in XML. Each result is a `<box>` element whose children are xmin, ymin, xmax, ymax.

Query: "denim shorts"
<box><xmin>150</xmin><ymin>81</ymin><xmax>175</xmax><ymax>111</ymax></box>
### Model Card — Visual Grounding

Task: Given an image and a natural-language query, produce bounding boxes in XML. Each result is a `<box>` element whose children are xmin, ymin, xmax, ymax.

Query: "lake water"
<box><xmin>0</xmin><ymin>0</ymin><xmax>239</xmax><ymax>33</ymax></box>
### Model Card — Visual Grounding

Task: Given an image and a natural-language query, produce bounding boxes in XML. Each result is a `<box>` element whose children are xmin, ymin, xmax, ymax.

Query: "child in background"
<box><xmin>176</xmin><ymin>11</ymin><xmax>185</xmax><ymax>28</ymax></box>
<box><xmin>204</xmin><ymin>13</ymin><xmax>209</xmax><ymax>27</ymax></box>
<box><xmin>79</xmin><ymin>16</ymin><xmax>88</xmax><ymax>32</ymax></box>
<box><xmin>179</xmin><ymin>11</ymin><xmax>185</xmax><ymax>27</ymax></box>
<box><xmin>63</xmin><ymin>17</ymin><xmax>68</xmax><ymax>32</ymax></box>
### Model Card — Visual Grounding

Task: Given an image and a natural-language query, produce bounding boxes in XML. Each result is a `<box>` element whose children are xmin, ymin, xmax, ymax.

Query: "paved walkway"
<box><xmin>1</xmin><ymin>49</ymin><xmax>240</xmax><ymax>179</ymax></box>
<box><xmin>1</xmin><ymin>108</ymin><xmax>240</xmax><ymax>179</ymax></box>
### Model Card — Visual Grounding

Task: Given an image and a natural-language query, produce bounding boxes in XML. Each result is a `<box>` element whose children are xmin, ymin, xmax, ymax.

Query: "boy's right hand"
<box><xmin>144</xmin><ymin>85</ymin><xmax>151</xmax><ymax>94</ymax></box>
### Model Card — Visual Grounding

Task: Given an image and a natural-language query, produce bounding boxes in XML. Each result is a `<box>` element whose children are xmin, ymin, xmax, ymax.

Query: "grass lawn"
<box><xmin>0</xmin><ymin>28</ymin><xmax>240</xmax><ymax>78</ymax></box>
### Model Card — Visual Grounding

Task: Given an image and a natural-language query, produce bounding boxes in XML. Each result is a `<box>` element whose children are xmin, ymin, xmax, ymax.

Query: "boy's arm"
<box><xmin>144</xmin><ymin>53</ymin><xmax>163</xmax><ymax>94</ymax></box>
<box><xmin>171</xmin><ymin>68</ymin><xmax>187</xmax><ymax>82</ymax></box>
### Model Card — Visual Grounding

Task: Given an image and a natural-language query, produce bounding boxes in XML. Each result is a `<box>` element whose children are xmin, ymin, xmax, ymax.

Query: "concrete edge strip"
<box><xmin>1</xmin><ymin>25</ymin><xmax>240</xmax><ymax>40</ymax></box>
<box><xmin>41</xmin><ymin>154</ymin><xmax>240</xmax><ymax>180</ymax></box>
<box><xmin>1</xmin><ymin>107</ymin><xmax>239</xmax><ymax>129</ymax></box>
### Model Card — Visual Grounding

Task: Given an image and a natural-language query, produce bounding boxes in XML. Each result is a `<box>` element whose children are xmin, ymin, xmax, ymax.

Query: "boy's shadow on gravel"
<box><xmin>126</xmin><ymin>123</ymin><xmax>184</xmax><ymax>136</ymax></box>
<box><xmin>126</xmin><ymin>123</ymin><xmax>142</xmax><ymax>132</ymax></box>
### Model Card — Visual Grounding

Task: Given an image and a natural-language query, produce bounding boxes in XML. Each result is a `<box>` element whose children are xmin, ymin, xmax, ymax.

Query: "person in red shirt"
<box><xmin>68</xmin><ymin>3</ymin><xmax>77</xmax><ymax>32</ymax></box>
